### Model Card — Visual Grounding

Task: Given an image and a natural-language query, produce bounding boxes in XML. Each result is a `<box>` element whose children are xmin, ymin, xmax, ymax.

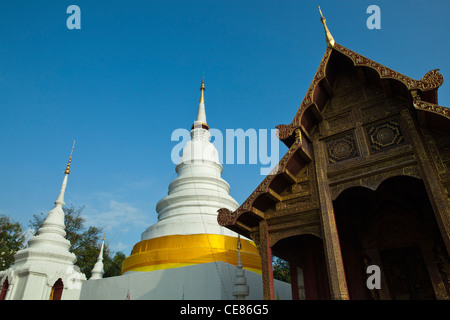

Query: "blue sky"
<box><xmin>1</xmin><ymin>0</ymin><xmax>449</xmax><ymax>254</ymax></box>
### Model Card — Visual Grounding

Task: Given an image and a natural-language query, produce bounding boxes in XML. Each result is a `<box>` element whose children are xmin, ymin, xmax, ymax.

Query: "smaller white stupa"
<box><xmin>90</xmin><ymin>233</ymin><xmax>105</xmax><ymax>280</ymax></box>
<box><xmin>232</xmin><ymin>235</ymin><xmax>249</xmax><ymax>300</ymax></box>
<box><xmin>0</xmin><ymin>141</ymin><xmax>86</xmax><ymax>300</ymax></box>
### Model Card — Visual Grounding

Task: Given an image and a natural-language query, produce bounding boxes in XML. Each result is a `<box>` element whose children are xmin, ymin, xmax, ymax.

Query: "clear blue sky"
<box><xmin>1</xmin><ymin>0</ymin><xmax>449</xmax><ymax>254</ymax></box>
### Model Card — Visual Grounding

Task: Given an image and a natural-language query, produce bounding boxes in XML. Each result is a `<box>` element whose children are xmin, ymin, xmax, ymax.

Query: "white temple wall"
<box><xmin>80</xmin><ymin>261</ymin><xmax>292</xmax><ymax>300</ymax></box>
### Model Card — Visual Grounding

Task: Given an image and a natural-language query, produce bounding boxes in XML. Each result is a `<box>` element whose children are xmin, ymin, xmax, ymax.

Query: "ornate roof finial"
<box><xmin>64</xmin><ymin>139</ymin><xmax>76</xmax><ymax>175</ymax></box>
<box><xmin>318</xmin><ymin>6</ymin><xmax>335</xmax><ymax>48</ymax></box>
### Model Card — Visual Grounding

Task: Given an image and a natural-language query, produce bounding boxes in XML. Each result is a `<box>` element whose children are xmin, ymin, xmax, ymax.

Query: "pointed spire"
<box><xmin>90</xmin><ymin>232</ymin><xmax>106</xmax><ymax>280</ymax></box>
<box><xmin>199</xmin><ymin>73</ymin><xmax>205</xmax><ymax>104</ymax></box>
<box><xmin>193</xmin><ymin>75</ymin><xmax>209</xmax><ymax>130</ymax></box>
<box><xmin>64</xmin><ymin>139</ymin><xmax>76</xmax><ymax>174</ymax></box>
<box><xmin>232</xmin><ymin>235</ymin><xmax>249</xmax><ymax>300</ymax></box>
<box><xmin>318</xmin><ymin>6</ymin><xmax>335</xmax><ymax>48</ymax></box>
<box><xmin>55</xmin><ymin>139</ymin><xmax>76</xmax><ymax>207</ymax></box>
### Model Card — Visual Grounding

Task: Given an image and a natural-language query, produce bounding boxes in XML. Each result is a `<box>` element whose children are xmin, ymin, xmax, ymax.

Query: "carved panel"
<box><xmin>274</xmin><ymin>199</ymin><xmax>316</xmax><ymax>217</ymax></box>
<box><xmin>365</xmin><ymin>118</ymin><xmax>405</xmax><ymax>152</ymax></box>
<box><xmin>325</xmin><ymin>132</ymin><xmax>359</xmax><ymax>164</ymax></box>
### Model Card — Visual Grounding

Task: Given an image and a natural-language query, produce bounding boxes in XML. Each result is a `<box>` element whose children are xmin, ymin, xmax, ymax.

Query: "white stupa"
<box><xmin>90</xmin><ymin>234</ymin><xmax>105</xmax><ymax>280</ymax></box>
<box><xmin>232</xmin><ymin>235</ymin><xmax>249</xmax><ymax>300</ymax></box>
<box><xmin>79</xmin><ymin>78</ymin><xmax>291</xmax><ymax>300</ymax></box>
<box><xmin>0</xmin><ymin>141</ymin><xmax>86</xmax><ymax>300</ymax></box>
<box><xmin>121</xmin><ymin>77</ymin><xmax>262</xmax><ymax>274</ymax></box>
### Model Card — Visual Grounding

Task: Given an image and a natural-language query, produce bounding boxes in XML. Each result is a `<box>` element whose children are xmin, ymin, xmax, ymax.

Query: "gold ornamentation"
<box><xmin>217</xmin><ymin>208</ymin><xmax>236</xmax><ymax>226</ymax></box>
<box><xmin>276</xmin><ymin>124</ymin><xmax>295</xmax><ymax>140</ymax></box>
<box><xmin>121</xmin><ymin>234</ymin><xmax>262</xmax><ymax>274</ymax></box>
<box><xmin>335</xmin><ymin>44</ymin><xmax>444</xmax><ymax>91</ymax></box>
<box><xmin>64</xmin><ymin>139</ymin><xmax>76</xmax><ymax>175</ymax></box>
<box><xmin>366</xmin><ymin>119</ymin><xmax>405</xmax><ymax>152</ymax></box>
<box><xmin>199</xmin><ymin>74</ymin><xmax>205</xmax><ymax>104</ymax></box>
<box><xmin>414</xmin><ymin>100</ymin><xmax>450</xmax><ymax>120</ymax></box>
<box><xmin>281</xmin><ymin>43</ymin><xmax>446</xmax><ymax>143</ymax></box>
<box><xmin>318</xmin><ymin>6</ymin><xmax>335</xmax><ymax>48</ymax></box>
<box><xmin>325</xmin><ymin>133</ymin><xmax>359</xmax><ymax>164</ymax></box>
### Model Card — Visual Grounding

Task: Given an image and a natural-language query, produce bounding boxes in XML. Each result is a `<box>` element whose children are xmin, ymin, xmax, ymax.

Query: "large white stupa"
<box><xmin>79</xmin><ymin>78</ymin><xmax>291</xmax><ymax>300</ymax></box>
<box><xmin>121</xmin><ymin>77</ymin><xmax>261</xmax><ymax>274</ymax></box>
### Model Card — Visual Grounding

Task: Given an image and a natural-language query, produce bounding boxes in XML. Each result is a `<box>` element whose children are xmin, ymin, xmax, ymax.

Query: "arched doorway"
<box><xmin>272</xmin><ymin>234</ymin><xmax>331</xmax><ymax>300</ymax></box>
<box><xmin>334</xmin><ymin>176</ymin><xmax>449</xmax><ymax>300</ymax></box>
<box><xmin>0</xmin><ymin>277</ymin><xmax>9</xmax><ymax>300</ymax></box>
<box><xmin>49</xmin><ymin>278</ymin><xmax>64</xmax><ymax>300</ymax></box>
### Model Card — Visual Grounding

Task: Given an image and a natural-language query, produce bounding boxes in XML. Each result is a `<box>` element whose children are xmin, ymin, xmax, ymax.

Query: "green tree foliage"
<box><xmin>0</xmin><ymin>215</ymin><xmax>26</xmax><ymax>270</ymax></box>
<box><xmin>104</xmin><ymin>251</ymin><xmax>126</xmax><ymax>277</ymax></box>
<box><xmin>272</xmin><ymin>256</ymin><xmax>290</xmax><ymax>283</ymax></box>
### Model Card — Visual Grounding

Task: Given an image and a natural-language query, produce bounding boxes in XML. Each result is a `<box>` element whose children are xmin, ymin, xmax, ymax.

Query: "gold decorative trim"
<box><xmin>286</xmin><ymin>44</ymin><xmax>445</xmax><ymax>143</ymax></box>
<box><xmin>413</xmin><ymin>99</ymin><xmax>450</xmax><ymax>120</ymax></box>
<box><xmin>335</xmin><ymin>44</ymin><xmax>444</xmax><ymax>91</ymax></box>
<box><xmin>121</xmin><ymin>234</ymin><xmax>261</xmax><ymax>274</ymax></box>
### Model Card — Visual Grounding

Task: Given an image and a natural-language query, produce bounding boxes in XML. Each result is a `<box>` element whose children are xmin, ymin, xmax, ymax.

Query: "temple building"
<box><xmin>218</xmin><ymin>7</ymin><xmax>450</xmax><ymax>300</ymax></box>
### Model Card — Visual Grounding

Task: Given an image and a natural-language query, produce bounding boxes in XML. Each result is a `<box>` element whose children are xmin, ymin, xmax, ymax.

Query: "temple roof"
<box><xmin>217</xmin><ymin>14</ymin><xmax>448</xmax><ymax>238</ymax></box>
<box><xmin>276</xmin><ymin>43</ymin><xmax>446</xmax><ymax>148</ymax></box>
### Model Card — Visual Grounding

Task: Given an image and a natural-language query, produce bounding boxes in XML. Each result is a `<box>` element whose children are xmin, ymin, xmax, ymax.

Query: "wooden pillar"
<box><xmin>313</xmin><ymin>139</ymin><xmax>349</xmax><ymax>300</ymax></box>
<box><xmin>401</xmin><ymin>109</ymin><xmax>450</xmax><ymax>255</ymax></box>
<box><xmin>289</xmin><ymin>262</ymin><xmax>299</xmax><ymax>300</ymax></box>
<box><xmin>259</xmin><ymin>220</ymin><xmax>275</xmax><ymax>300</ymax></box>
<box><xmin>420</xmin><ymin>241</ymin><xmax>449</xmax><ymax>300</ymax></box>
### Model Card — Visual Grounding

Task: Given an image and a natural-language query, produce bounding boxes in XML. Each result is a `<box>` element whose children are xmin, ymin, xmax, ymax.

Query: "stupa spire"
<box><xmin>318</xmin><ymin>6</ymin><xmax>335</xmax><ymax>48</ymax></box>
<box><xmin>199</xmin><ymin>73</ymin><xmax>205</xmax><ymax>104</ymax></box>
<box><xmin>55</xmin><ymin>139</ymin><xmax>76</xmax><ymax>207</ymax></box>
<box><xmin>193</xmin><ymin>75</ymin><xmax>209</xmax><ymax>130</ymax></box>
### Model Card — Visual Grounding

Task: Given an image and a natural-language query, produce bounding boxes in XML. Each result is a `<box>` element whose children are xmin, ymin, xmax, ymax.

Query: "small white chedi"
<box><xmin>0</xmin><ymin>141</ymin><xmax>86</xmax><ymax>300</ymax></box>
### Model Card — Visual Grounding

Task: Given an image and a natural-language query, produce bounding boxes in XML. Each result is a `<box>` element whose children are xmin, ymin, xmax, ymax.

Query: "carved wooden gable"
<box><xmin>217</xmin><ymin>43</ymin><xmax>449</xmax><ymax>248</ymax></box>
<box><xmin>319</xmin><ymin>56</ymin><xmax>409</xmax><ymax>166</ymax></box>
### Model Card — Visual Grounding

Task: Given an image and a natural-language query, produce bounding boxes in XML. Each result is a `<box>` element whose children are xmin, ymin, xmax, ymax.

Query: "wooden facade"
<box><xmin>217</xmin><ymin>43</ymin><xmax>450</xmax><ymax>300</ymax></box>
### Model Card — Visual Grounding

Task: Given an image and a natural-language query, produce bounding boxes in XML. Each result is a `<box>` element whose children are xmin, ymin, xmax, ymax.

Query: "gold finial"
<box><xmin>318</xmin><ymin>6</ymin><xmax>335</xmax><ymax>48</ymax></box>
<box><xmin>64</xmin><ymin>139</ymin><xmax>76</xmax><ymax>175</ymax></box>
<box><xmin>102</xmin><ymin>231</ymin><xmax>106</xmax><ymax>241</ymax></box>
<box><xmin>199</xmin><ymin>74</ymin><xmax>205</xmax><ymax>104</ymax></box>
